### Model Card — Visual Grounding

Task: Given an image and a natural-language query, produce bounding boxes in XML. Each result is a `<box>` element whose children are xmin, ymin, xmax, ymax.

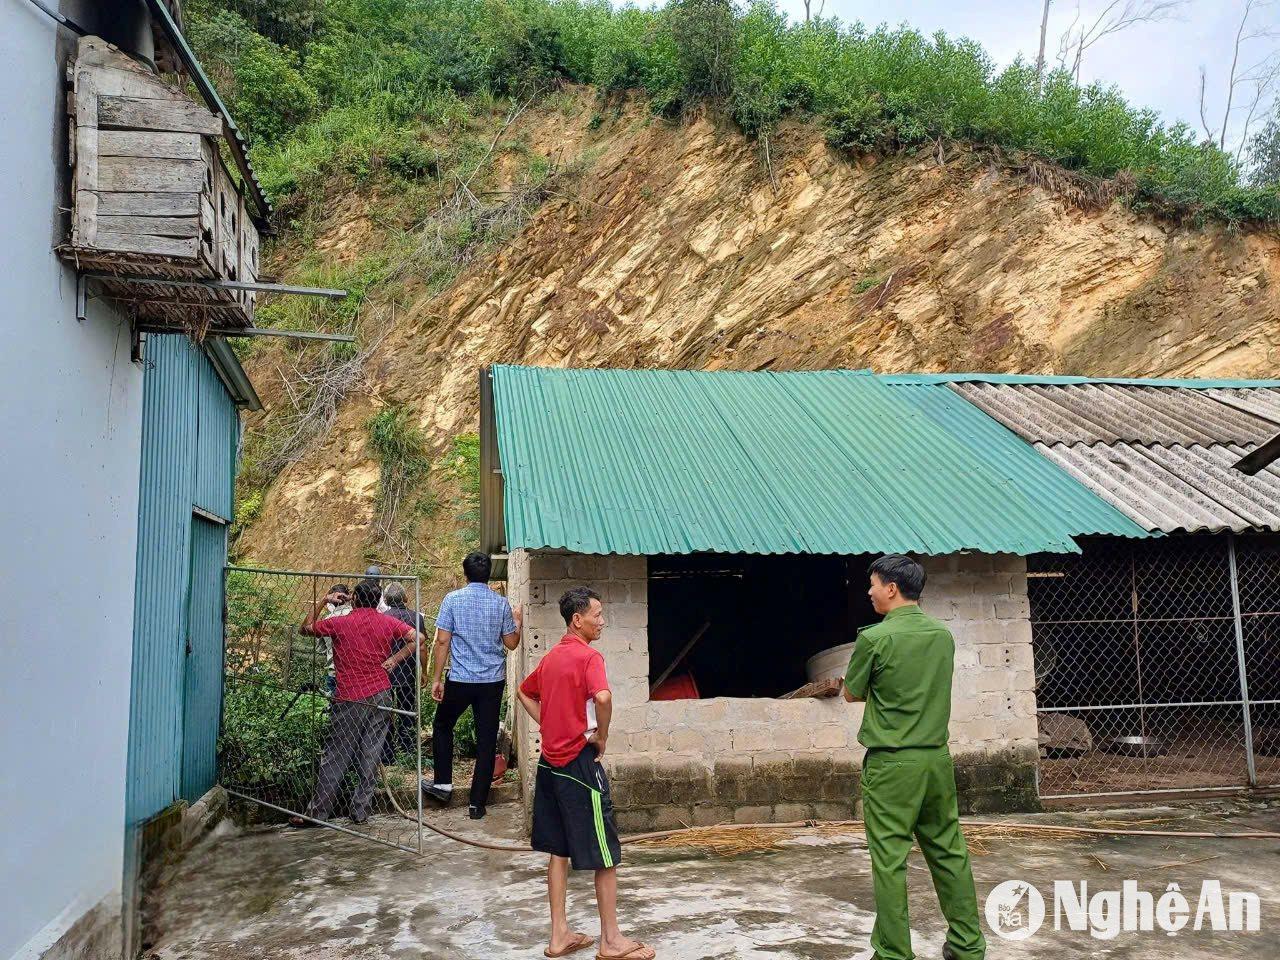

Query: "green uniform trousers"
<box><xmin>861</xmin><ymin>746</ymin><xmax>986</xmax><ymax>960</ymax></box>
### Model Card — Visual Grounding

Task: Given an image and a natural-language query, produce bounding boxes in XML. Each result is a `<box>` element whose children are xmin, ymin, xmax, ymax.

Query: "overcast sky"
<box><xmin>769</xmin><ymin>0</ymin><xmax>1278</xmax><ymax>154</ymax></box>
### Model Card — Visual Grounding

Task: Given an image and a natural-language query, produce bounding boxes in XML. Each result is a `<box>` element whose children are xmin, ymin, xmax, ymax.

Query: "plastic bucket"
<box><xmin>805</xmin><ymin>641</ymin><xmax>856</xmax><ymax>684</ymax></box>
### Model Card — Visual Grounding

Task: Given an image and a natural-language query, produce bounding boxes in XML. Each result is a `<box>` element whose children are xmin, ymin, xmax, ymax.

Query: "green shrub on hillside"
<box><xmin>449</xmin><ymin>433</ymin><xmax>481</xmax><ymax>551</ymax></box>
<box><xmin>188</xmin><ymin>0</ymin><xmax>1279</xmax><ymax>225</ymax></box>
<box><xmin>187</xmin><ymin>4</ymin><xmax>319</xmax><ymax>144</ymax></box>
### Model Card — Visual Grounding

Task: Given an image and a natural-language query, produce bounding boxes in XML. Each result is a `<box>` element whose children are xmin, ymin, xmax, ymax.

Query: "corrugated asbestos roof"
<box><xmin>490</xmin><ymin>366</ymin><xmax>1147</xmax><ymax>557</ymax></box>
<box><xmin>948</xmin><ymin>381</ymin><xmax>1280</xmax><ymax>445</ymax></box>
<box><xmin>1207</xmin><ymin>387</ymin><xmax>1280</xmax><ymax>425</ymax></box>
<box><xmin>932</xmin><ymin>381</ymin><xmax>1280</xmax><ymax>534</ymax></box>
<box><xmin>1033</xmin><ymin>442</ymin><xmax>1280</xmax><ymax>533</ymax></box>
<box><xmin>883</xmin><ymin>372</ymin><xmax>1280</xmax><ymax>389</ymax></box>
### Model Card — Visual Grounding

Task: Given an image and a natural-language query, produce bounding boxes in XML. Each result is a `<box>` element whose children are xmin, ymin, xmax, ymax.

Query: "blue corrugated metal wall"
<box><xmin>125</xmin><ymin>336</ymin><xmax>238</xmax><ymax>828</ymax></box>
<box><xmin>194</xmin><ymin>352</ymin><xmax>237</xmax><ymax>521</ymax></box>
<box><xmin>181</xmin><ymin>516</ymin><xmax>227</xmax><ymax>802</ymax></box>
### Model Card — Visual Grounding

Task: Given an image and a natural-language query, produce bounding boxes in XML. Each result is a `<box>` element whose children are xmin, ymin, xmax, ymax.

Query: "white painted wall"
<box><xmin>0</xmin><ymin>5</ymin><xmax>145</xmax><ymax>958</ymax></box>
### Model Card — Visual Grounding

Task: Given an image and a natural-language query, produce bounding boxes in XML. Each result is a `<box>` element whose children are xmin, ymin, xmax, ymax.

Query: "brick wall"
<box><xmin>512</xmin><ymin>550</ymin><xmax>1040</xmax><ymax>833</ymax></box>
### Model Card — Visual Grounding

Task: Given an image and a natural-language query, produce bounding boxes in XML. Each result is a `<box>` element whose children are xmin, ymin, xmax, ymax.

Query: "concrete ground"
<box><xmin>150</xmin><ymin>798</ymin><xmax>1280</xmax><ymax>960</ymax></box>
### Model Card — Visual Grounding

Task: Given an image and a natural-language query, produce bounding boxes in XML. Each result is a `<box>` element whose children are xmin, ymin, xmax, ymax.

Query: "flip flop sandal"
<box><xmin>545</xmin><ymin>932</ymin><xmax>594</xmax><ymax>957</ymax></box>
<box><xmin>595</xmin><ymin>943</ymin><xmax>654</xmax><ymax>960</ymax></box>
<box><xmin>288</xmin><ymin>816</ymin><xmax>318</xmax><ymax>829</ymax></box>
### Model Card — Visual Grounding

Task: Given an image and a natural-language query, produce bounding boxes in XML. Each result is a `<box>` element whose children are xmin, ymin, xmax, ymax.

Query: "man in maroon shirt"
<box><xmin>292</xmin><ymin>580</ymin><xmax>421</xmax><ymax>826</ymax></box>
<box><xmin>517</xmin><ymin>587</ymin><xmax>654</xmax><ymax>960</ymax></box>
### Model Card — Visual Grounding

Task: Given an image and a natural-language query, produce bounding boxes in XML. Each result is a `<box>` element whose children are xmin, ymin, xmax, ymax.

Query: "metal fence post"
<box><xmin>415</xmin><ymin>575</ymin><xmax>423</xmax><ymax>856</ymax></box>
<box><xmin>1228</xmin><ymin>533</ymin><xmax>1258</xmax><ymax>787</ymax></box>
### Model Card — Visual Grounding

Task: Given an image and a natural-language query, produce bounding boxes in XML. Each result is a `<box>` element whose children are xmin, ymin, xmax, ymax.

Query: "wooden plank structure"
<box><xmin>58</xmin><ymin>36</ymin><xmax>261</xmax><ymax>332</ymax></box>
<box><xmin>779</xmin><ymin>677</ymin><xmax>843</xmax><ymax>700</ymax></box>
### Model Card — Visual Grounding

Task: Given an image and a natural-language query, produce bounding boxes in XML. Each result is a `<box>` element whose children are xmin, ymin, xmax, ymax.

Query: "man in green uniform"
<box><xmin>843</xmin><ymin>555</ymin><xmax>986</xmax><ymax>960</ymax></box>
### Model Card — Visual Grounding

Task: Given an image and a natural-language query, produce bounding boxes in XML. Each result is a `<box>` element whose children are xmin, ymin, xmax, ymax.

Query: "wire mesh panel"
<box><xmin>1236</xmin><ymin>534</ymin><xmax>1280</xmax><ymax>788</ymax></box>
<box><xmin>221</xmin><ymin>566</ymin><xmax>427</xmax><ymax>853</ymax></box>
<box><xmin>1030</xmin><ymin>535</ymin><xmax>1253</xmax><ymax>798</ymax></box>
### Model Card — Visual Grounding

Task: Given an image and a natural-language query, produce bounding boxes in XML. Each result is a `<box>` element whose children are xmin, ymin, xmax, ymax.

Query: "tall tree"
<box><xmin>1057</xmin><ymin>0</ymin><xmax>1188</xmax><ymax>82</ymax></box>
<box><xmin>1036</xmin><ymin>0</ymin><xmax>1053</xmax><ymax>84</ymax></box>
<box><xmin>671</xmin><ymin>0</ymin><xmax>738</xmax><ymax>98</ymax></box>
<box><xmin>1246</xmin><ymin>108</ymin><xmax>1280</xmax><ymax>185</ymax></box>
<box><xmin>1199</xmin><ymin>0</ymin><xmax>1280</xmax><ymax>156</ymax></box>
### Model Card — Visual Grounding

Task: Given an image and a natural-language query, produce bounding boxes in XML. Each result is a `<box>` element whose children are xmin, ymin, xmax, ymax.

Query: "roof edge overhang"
<box><xmin>143</xmin><ymin>0</ymin><xmax>273</xmax><ymax>228</ymax></box>
<box><xmin>205</xmin><ymin>337</ymin><xmax>262</xmax><ymax>411</ymax></box>
<box><xmin>881</xmin><ymin>372</ymin><xmax>1280</xmax><ymax>389</ymax></box>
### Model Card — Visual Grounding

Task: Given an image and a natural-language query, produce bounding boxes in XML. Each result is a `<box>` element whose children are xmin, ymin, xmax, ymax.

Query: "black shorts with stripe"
<box><xmin>531</xmin><ymin>744</ymin><xmax>622</xmax><ymax>871</ymax></box>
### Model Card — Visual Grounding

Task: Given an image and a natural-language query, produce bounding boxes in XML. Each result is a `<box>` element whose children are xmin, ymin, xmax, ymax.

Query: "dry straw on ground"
<box><xmin>630</xmin><ymin>820</ymin><xmax>1114</xmax><ymax>858</ymax></box>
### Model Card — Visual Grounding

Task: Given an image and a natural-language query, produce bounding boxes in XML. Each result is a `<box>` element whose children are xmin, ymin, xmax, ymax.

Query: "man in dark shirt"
<box><xmin>380</xmin><ymin>581</ymin><xmax>427</xmax><ymax>764</ymax></box>
<box><xmin>844</xmin><ymin>555</ymin><xmax>985</xmax><ymax>960</ymax></box>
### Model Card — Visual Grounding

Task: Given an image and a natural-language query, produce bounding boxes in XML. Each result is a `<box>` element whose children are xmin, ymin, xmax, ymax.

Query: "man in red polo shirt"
<box><xmin>517</xmin><ymin>587</ymin><xmax>654</xmax><ymax>960</ymax></box>
<box><xmin>293</xmin><ymin>580</ymin><xmax>421</xmax><ymax>826</ymax></box>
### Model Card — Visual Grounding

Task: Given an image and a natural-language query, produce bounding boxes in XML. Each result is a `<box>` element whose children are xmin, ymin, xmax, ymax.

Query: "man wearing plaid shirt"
<box><xmin>423</xmin><ymin>551</ymin><xmax>522</xmax><ymax>818</ymax></box>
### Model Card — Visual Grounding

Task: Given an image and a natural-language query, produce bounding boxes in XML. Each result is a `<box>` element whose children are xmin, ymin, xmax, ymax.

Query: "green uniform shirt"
<box><xmin>843</xmin><ymin>604</ymin><xmax>954</xmax><ymax>750</ymax></box>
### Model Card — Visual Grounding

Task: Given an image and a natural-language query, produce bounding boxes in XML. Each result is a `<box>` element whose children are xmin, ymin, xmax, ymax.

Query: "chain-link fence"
<box><xmin>221</xmin><ymin>566</ymin><xmax>429</xmax><ymax>852</ymax></box>
<box><xmin>1030</xmin><ymin>533</ymin><xmax>1280</xmax><ymax>798</ymax></box>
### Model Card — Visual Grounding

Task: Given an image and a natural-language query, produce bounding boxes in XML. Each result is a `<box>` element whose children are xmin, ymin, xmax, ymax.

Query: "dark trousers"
<box><xmin>306</xmin><ymin>689</ymin><xmax>392</xmax><ymax>821</ymax></box>
<box><xmin>432</xmin><ymin>678</ymin><xmax>504</xmax><ymax>808</ymax></box>
<box><xmin>381</xmin><ymin>666</ymin><xmax>418</xmax><ymax>763</ymax></box>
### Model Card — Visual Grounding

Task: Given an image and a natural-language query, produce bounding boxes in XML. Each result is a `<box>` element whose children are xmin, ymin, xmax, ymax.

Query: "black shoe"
<box><xmin>349</xmin><ymin>814</ymin><xmax>370</xmax><ymax>825</ymax></box>
<box><xmin>468</xmin><ymin>804</ymin><xmax>486</xmax><ymax>820</ymax></box>
<box><xmin>421</xmin><ymin>780</ymin><xmax>452</xmax><ymax>804</ymax></box>
<box><xmin>942</xmin><ymin>945</ymin><xmax>959</xmax><ymax>960</ymax></box>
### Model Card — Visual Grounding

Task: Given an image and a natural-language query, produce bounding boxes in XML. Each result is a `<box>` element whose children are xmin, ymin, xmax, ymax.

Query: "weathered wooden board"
<box><xmin>200</xmin><ymin>192</ymin><xmax>217</xmax><ymax>268</ymax></box>
<box><xmin>98</xmin><ymin>130</ymin><xmax>203</xmax><ymax>161</ymax></box>
<box><xmin>97</xmin><ymin>215</ymin><xmax>199</xmax><ymax>238</ymax></box>
<box><xmin>98</xmin><ymin>157</ymin><xmax>205</xmax><ymax>193</ymax></box>
<box><xmin>98</xmin><ymin>96</ymin><xmax>222</xmax><ymax>136</ymax></box>
<box><xmin>73</xmin><ymin>75</ymin><xmax>98</xmax><ymax>245</ymax></box>
<box><xmin>93</xmin><ymin>231</ymin><xmax>199</xmax><ymax>259</ymax></box>
<box><xmin>75</xmin><ymin>36</ymin><xmax>129</xmax><ymax>70</ymax></box>
<box><xmin>94</xmin><ymin>191</ymin><xmax>202</xmax><ymax>217</ymax></box>
<box><xmin>215</xmin><ymin>163</ymin><xmax>241</xmax><ymax>279</ymax></box>
<box><xmin>83</xmin><ymin>64</ymin><xmax>181</xmax><ymax>101</ymax></box>
<box><xmin>238</xmin><ymin>191</ymin><xmax>258</xmax><ymax>311</ymax></box>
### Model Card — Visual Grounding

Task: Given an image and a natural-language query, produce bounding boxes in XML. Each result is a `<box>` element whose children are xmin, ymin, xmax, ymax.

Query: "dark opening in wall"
<box><xmin>647</xmin><ymin>553</ymin><xmax>880</xmax><ymax>699</ymax></box>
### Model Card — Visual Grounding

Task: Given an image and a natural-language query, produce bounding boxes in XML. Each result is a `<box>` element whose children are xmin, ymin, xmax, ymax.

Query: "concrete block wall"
<box><xmin>511</xmin><ymin>549</ymin><xmax>1041</xmax><ymax>833</ymax></box>
<box><xmin>926</xmin><ymin>553</ymin><xmax>1041</xmax><ymax>812</ymax></box>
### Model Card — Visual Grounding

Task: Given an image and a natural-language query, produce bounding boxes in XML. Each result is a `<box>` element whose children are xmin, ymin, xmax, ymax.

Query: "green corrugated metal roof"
<box><xmin>490</xmin><ymin>366</ymin><xmax>1148</xmax><ymax>556</ymax></box>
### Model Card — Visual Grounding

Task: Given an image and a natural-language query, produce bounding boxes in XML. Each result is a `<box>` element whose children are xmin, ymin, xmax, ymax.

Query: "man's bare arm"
<box><xmin>299</xmin><ymin>589</ymin><xmax>344</xmax><ymax>636</ymax></box>
<box><xmin>590</xmin><ymin>690</ymin><xmax>613</xmax><ymax>760</ymax></box>
<box><xmin>516</xmin><ymin>688</ymin><xmax>541</xmax><ymax>725</ymax></box>
<box><xmin>430</xmin><ymin>628</ymin><xmax>452</xmax><ymax>683</ymax></box>
<box><xmin>382</xmin><ymin>630</ymin><xmax>421</xmax><ymax>671</ymax></box>
<box><xmin>842</xmin><ymin>680</ymin><xmax>865</xmax><ymax>704</ymax></box>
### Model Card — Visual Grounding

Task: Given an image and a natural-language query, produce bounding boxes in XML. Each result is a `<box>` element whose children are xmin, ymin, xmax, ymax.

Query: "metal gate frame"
<box><xmin>1033</xmin><ymin>532</ymin><xmax>1280</xmax><ymax>800</ymax></box>
<box><xmin>220</xmin><ymin>565</ymin><xmax>427</xmax><ymax>853</ymax></box>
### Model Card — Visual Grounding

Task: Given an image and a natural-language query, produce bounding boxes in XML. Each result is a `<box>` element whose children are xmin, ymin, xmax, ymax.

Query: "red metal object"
<box><xmin>650</xmin><ymin>672</ymin><xmax>700</xmax><ymax>701</ymax></box>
